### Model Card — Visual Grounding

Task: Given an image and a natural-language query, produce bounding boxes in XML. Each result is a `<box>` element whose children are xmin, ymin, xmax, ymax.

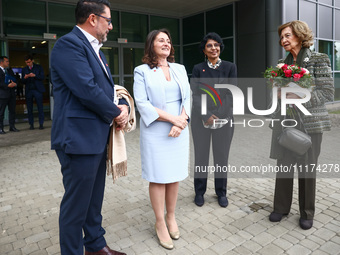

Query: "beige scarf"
<box><xmin>107</xmin><ymin>85</ymin><xmax>136</xmax><ymax>183</ymax></box>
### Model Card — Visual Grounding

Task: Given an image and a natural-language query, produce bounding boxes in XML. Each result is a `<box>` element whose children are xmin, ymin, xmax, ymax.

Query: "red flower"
<box><xmin>284</xmin><ymin>69</ymin><xmax>292</xmax><ymax>78</ymax></box>
<box><xmin>299</xmin><ymin>68</ymin><xmax>306</xmax><ymax>75</ymax></box>
<box><xmin>293</xmin><ymin>73</ymin><xmax>302</xmax><ymax>81</ymax></box>
<box><xmin>271</xmin><ymin>71</ymin><xmax>277</xmax><ymax>77</ymax></box>
<box><xmin>281</xmin><ymin>64</ymin><xmax>288</xmax><ymax>71</ymax></box>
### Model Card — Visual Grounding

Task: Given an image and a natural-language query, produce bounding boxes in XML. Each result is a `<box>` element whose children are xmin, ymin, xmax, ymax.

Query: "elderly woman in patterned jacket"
<box><xmin>269</xmin><ymin>20</ymin><xmax>334</xmax><ymax>230</ymax></box>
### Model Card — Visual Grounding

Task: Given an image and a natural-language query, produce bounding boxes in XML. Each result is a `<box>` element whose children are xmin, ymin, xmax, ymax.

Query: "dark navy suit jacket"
<box><xmin>51</xmin><ymin>26</ymin><xmax>124</xmax><ymax>154</ymax></box>
<box><xmin>22</xmin><ymin>63</ymin><xmax>45</xmax><ymax>93</ymax></box>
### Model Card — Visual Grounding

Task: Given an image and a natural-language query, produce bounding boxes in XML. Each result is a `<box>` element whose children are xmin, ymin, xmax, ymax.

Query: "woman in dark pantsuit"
<box><xmin>190</xmin><ymin>32</ymin><xmax>237</xmax><ymax>208</ymax></box>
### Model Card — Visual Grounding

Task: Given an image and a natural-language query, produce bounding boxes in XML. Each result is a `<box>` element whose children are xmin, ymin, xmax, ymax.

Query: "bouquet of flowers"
<box><xmin>264</xmin><ymin>63</ymin><xmax>312</xmax><ymax>89</ymax></box>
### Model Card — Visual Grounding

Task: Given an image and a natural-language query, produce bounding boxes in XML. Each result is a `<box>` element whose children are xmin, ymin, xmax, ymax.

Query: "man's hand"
<box><xmin>8</xmin><ymin>82</ymin><xmax>16</xmax><ymax>88</ymax></box>
<box><xmin>24</xmin><ymin>73</ymin><xmax>35</xmax><ymax>79</ymax></box>
<box><xmin>168</xmin><ymin>125</ymin><xmax>182</xmax><ymax>138</ymax></box>
<box><xmin>114</xmin><ymin>104</ymin><xmax>129</xmax><ymax>130</ymax></box>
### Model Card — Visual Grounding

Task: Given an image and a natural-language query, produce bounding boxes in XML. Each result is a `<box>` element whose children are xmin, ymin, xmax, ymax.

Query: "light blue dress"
<box><xmin>138</xmin><ymin>69</ymin><xmax>189</xmax><ymax>184</ymax></box>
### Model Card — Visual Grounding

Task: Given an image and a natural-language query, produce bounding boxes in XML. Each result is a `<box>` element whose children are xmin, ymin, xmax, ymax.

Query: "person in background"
<box><xmin>269</xmin><ymin>20</ymin><xmax>334</xmax><ymax>230</ymax></box>
<box><xmin>0</xmin><ymin>56</ymin><xmax>19</xmax><ymax>134</ymax></box>
<box><xmin>51</xmin><ymin>0</ymin><xmax>128</xmax><ymax>254</ymax></box>
<box><xmin>22</xmin><ymin>54</ymin><xmax>45</xmax><ymax>130</ymax></box>
<box><xmin>190</xmin><ymin>32</ymin><xmax>237</xmax><ymax>208</ymax></box>
<box><xmin>133</xmin><ymin>29</ymin><xmax>190</xmax><ymax>250</ymax></box>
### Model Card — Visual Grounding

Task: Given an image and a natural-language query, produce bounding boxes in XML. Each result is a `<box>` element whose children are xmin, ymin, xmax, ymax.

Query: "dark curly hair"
<box><xmin>199</xmin><ymin>32</ymin><xmax>225</xmax><ymax>54</ymax></box>
<box><xmin>142</xmin><ymin>29</ymin><xmax>175</xmax><ymax>69</ymax></box>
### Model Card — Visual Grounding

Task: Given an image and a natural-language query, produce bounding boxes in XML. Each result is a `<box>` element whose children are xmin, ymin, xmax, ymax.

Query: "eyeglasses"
<box><xmin>206</xmin><ymin>43</ymin><xmax>221</xmax><ymax>49</ymax></box>
<box><xmin>94</xmin><ymin>13</ymin><xmax>112</xmax><ymax>26</ymax></box>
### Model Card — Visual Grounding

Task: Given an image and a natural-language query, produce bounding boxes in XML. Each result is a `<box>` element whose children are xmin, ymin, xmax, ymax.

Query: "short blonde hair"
<box><xmin>278</xmin><ymin>20</ymin><xmax>314</xmax><ymax>48</ymax></box>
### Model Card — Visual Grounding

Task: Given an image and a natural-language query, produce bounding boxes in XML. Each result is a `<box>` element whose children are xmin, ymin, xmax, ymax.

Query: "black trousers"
<box><xmin>192</xmin><ymin>114</ymin><xmax>234</xmax><ymax>197</ymax></box>
<box><xmin>0</xmin><ymin>94</ymin><xmax>16</xmax><ymax>129</ymax></box>
<box><xmin>273</xmin><ymin>133</ymin><xmax>322</xmax><ymax>220</ymax></box>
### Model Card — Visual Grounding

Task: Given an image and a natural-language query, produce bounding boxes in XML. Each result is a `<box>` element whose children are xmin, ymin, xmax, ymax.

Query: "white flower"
<box><xmin>276</xmin><ymin>63</ymin><xmax>285</xmax><ymax>68</ymax></box>
<box><xmin>303</xmin><ymin>57</ymin><xmax>309</xmax><ymax>62</ymax></box>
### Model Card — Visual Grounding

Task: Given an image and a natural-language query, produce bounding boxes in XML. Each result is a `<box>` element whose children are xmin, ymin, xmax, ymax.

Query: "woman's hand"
<box><xmin>204</xmin><ymin>114</ymin><xmax>219</xmax><ymax>126</ymax></box>
<box><xmin>168</xmin><ymin>125</ymin><xmax>182</xmax><ymax>137</ymax></box>
<box><xmin>171</xmin><ymin>115</ymin><xmax>188</xmax><ymax>129</ymax></box>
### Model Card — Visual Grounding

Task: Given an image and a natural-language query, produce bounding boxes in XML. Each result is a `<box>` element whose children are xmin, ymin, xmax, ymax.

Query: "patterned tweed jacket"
<box><xmin>270</xmin><ymin>47</ymin><xmax>334</xmax><ymax>159</ymax></box>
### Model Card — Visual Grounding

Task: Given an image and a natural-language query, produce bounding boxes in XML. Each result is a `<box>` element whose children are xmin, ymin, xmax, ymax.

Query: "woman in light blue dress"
<box><xmin>133</xmin><ymin>29</ymin><xmax>190</xmax><ymax>250</ymax></box>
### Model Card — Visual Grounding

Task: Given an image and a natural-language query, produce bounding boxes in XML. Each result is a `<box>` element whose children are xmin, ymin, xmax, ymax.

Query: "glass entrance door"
<box><xmin>101</xmin><ymin>44</ymin><xmax>143</xmax><ymax>97</ymax></box>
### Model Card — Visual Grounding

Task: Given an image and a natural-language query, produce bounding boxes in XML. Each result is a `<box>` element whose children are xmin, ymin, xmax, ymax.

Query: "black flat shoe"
<box><xmin>39</xmin><ymin>125</ymin><xmax>44</xmax><ymax>130</ymax></box>
<box><xmin>9</xmin><ymin>127</ymin><xmax>19</xmax><ymax>132</ymax></box>
<box><xmin>299</xmin><ymin>218</ymin><xmax>313</xmax><ymax>230</ymax></box>
<box><xmin>0</xmin><ymin>129</ymin><xmax>6</xmax><ymax>134</ymax></box>
<box><xmin>269</xmin><ymin>212</ymin><xmax>288</xmax><ymax>222</ymax></box>
<box><xmin>29</xmin><ymin>125</ymin><xmax>34</xmax><ymax>130</ymax></box>
<box><xmin>194</xmin><ymin>195</ymin><xmax>204</xmax><ymax>207</ymax></box>
<box><xmin>218</xmin><ymin>196</ymin><xmax>229</xmax><ymax>208</ymax></box>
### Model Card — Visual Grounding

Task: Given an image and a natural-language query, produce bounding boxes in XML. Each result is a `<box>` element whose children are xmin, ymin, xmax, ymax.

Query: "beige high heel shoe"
<box><xmin>166</xmin><ymin>214</ymin><xmax>180</xmax><ymax>240</ymax></box>
<box><xmin>155</xmin><ymin>225</ymin><xmax>174</xmax><ymax>250</ymax></box>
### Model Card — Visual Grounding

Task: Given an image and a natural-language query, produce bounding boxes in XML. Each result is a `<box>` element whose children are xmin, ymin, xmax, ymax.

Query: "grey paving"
<box><xmin>0</xmin><ymin>115</ymin><xmax>340</xmax><ymax>254</ymax></box>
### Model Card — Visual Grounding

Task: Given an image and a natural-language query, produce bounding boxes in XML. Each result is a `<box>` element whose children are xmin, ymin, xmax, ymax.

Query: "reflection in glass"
<box><xmin>101</xmin><ymin>47</ymin><xmax>119</xmax><ymax>75</ymax></box>
<box><xmin>121</xmin><ymin>12</ymin><xmax>148</xmax><ymax>43</ymax></box>
<box><xmin>49</xmin><ymin>3</ymin><xmax>74</xmax><ymax>37</ymax></box>
<box><xmin>335</xmin><ymin>74</ymin><xmax>340</xmax><ymax>101</ymax></box>
<box><xmin>3</xmin><ymin>0</ymin><xmax>46</xmax><ymax>36</ymax></box>
<box><xmin>319</xmin><ymin>40</ymin><xmax>333</xmax><ymax>69</ymax></box>
<box><xmin>335</xmin><ymin>42</ymin><xmax>340</xmax><ymax>71</ymax></box>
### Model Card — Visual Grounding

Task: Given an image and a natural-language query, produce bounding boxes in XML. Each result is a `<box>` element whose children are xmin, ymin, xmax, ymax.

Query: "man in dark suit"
<box><xmin>22</xmin><ymin>54</ymin><xmax>45</xmax><ymax>130</ymax></box>
<box><xmin>0</xmin><ymin>56</ymin><xmax>19</xmax><ymax>134</ymax></box>
<box><xmin>51</xmin><ymin>0</ymin><xmax>128</xmax><ymax>254</ymax></box>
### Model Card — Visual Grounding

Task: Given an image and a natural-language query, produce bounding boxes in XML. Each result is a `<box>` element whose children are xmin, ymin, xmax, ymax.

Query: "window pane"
<box><xmin>336</xmin><ymin>0</ymin><xmax>340</xmax><ymax>8</ymax></box>
<box><xmin>101</xmin><ymin>47</ymin><xmax>119</xmax><ymax>75</ymax></box>
<box><xmin>121</xmin><ymin>12</ymin><xmax>148</xmax><ymax>43</ymax></box>
<box><xmin>335</xmin><ymin>42</ymin><xmax>340</xmax><ymax>71</ymax></box>
<box><xmin>107</xmin><ymin>11</ymin><xmax>119</xmax><ymax>42</ymax></box>
<box><xmin>300</xmin><ymin>1</ymin><xmax>317</xmax><ymax>36</ymax></box>
<box><xmin>3</xmin><ymin>0</ymin><xmax>46</xmax><ymax>36</ymax></box>
<box><xmin>150</xmin><ymin>16</ymin><xmax>180</xmax><ymax>45</ymax></box>
<box><xmin>334</xmin><ymin>73</ymin><xmax>340</xmax><ymax>101</ymax></box>
<box><xmin>206</xmin><ymin>5</ymin><xmax>233</xmax><ymax>38</ymax></box>
<box><xmin>123</xmin><ymin>76</ymin><xmax>134</xmax><ymax>96</ymax></box>
<box><xmin>48</xmin><ymin>3</ymin><xmax>74</xmax><ymax>37</ymax></box>
<box><xmin>183</xmin><ymin>43</ymin><xmax>204</xmax><ymax>74</ymax></box>
<box><xmin>123</xmin><ymin>47</ymin><xmax>144</xmax><ymax>75</ymax></box>
<box><xmin>319</xmin><ymin>0</ymin><xmax>333</xmax><ymax>5</ymax></box>
<box><xmin>319</xmin><ymin>5</ymin><xmax>333</xmax><ymax>39</ymax></box>
<box><xmin>183</xmin><ymin>14</ymin><xmax>204</xmax><ymax>44</ymax></box>
<box><xmin>174</xmin><ymin>46</ymin><xmax>180</xmax><ymax>64</ymax></box>
<box><xmin>220</xmin><ymin>39</ymin><xmax>234</xmax><ymax>63</ymax></box>
<box><xmin>285</xmin><ymin>0</ymin><xmax>298</xmax><ymax>22</ymax></box>
<box><xmin>319</xmin><ymin>40</ymin><xmax>333</xmax><ymax>69</ymax></box>
<box><xmin>336</xmin><ymin>10</ymin><xmax>340</xmax><ymax>40</ymax></box>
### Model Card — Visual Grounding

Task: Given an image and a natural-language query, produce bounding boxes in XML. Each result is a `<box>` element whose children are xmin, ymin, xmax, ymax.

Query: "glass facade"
<box><xmin>3</xmin><ymin>0</ymin><xmax>46</xmax><ymax>36</ymax></box>
<box><xmin>48</xmin><ymin>3</ymin><xmax>75</xmax><ymax>37</ymax></box>
<box><xmin>292</xmin><ymin>0</ymin><xmax>340</xmax><ymax>101</ymax></box>
<box><xmin>182</xmin><ymin>4</ymin><xmax>235</xmax><ymax>75</ymax></box>
<box><xmin>121</xmin><ymin>12</ymin><xmax>148</xmax><ymax>43</ymax></box>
